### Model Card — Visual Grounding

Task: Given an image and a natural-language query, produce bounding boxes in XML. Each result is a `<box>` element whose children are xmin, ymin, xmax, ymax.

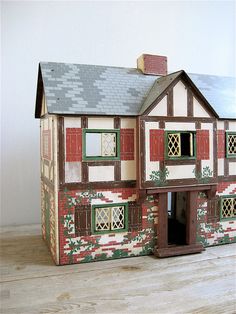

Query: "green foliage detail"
<box><xmin>196</xmin><ymin>206</ymin><xmax>230</xmax><ymax>247</ymax></box>
<box><xmin>150</xmin><ymin>167</ymin><xmax>169</xmax><ymax>186</ymax></box>
<box><xmin>81</xmin><ymin>255</ymin><xmax>94</xmax><ymax>263</ymax></box>
<box><xmin>62</xmin><ymin>187</ymin><xmax>159</xmax><ymax>263</ymax></box>
<box><xmin>193</xmin><ymin>166</ymin><xmax>213</xmax><ymax>184</ymax></box>
<box><xmin>95</xmin><ymin>253</ymin><xmax>108</xmax><ymax>261</ymax></box>
<box><xmin>61</xmin><ymin>187</ymin><xmax>104</xmax><ymax>263</ymax></box>
<box><xmin>112</xmin><ymin>249</ymin><xmax>129</xmax><ymax>258</ymax></box>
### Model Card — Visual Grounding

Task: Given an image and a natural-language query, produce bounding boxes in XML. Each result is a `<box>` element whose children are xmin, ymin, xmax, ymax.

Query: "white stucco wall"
<box><xmin>167</xmin><ymin>165</ymin><xmax>195</xmax><ymax>180</ymax></box>
<box><xmin>89</xmin><ymin>166</ymin><xmax>115</xmax><ymax>182</ymax></box>
<box><xmin>148</xmin><ymin>96</ymin><xmax>167</xmax><ymax>116</ymax></box>
<box><xmin>88</xmin><ymin>117</ymin><xmax>114</xmax><ymax>129</ymax></box>
<box><xmin>193</xmin><ymin>97</ymin><xmax>210</xmax><ymax>117</ymax></box>
<box><xmin>173</xmin><ymin>81</ymin><xmax>188</xmax><ymax>116</ymax></box>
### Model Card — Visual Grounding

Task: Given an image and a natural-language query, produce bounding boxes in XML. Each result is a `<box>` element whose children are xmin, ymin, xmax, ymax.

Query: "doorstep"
<box><xmin>155</xmin><ymin>243</ymin><xmax>205</xmax><ymax>258</ymax></box>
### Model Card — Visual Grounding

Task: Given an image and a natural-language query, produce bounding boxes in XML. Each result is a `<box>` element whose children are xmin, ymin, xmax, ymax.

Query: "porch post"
<box><xmin>186</xmin><ymin>191</ymin><xmax>198</xmax><ymax>245</ymax></box>
<box><xmin>157</xmin><ymin>192</ymin><xmax>168</xmax><ymax>249</ymax></box>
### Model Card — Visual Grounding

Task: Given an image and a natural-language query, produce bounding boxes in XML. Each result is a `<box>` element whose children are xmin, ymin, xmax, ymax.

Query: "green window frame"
<box><xmin>226</xmin><ymin>132</ymin><xmax>236</xmax><ymax>158</ymax></box>
<box><xmin>83</xmin><ymin>129</ymin><xmax>120</xmax><ymax>161</ymax></box>
<box><xmin>165</xmin><ymin>131</ymin><xmax>196</xmax><ymax>160</ymax></box>
<box><xmin>220</xmin><ymin>195</ymin><xmax>236</xmax><ymax>221</ymax></box>
<box><xmin>92</xmin><ymin>203</ymin><xmax>128</xmax><ymax>234</ymax></box>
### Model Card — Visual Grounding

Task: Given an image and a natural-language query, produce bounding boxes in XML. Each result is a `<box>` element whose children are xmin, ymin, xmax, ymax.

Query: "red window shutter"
<box><xmin>217</xmin><ymin>130</ymin><xmax>225</xmax><ymax>158</ymax></box>
<box><xmin>128</xmin><ymin>201</ymin><xmax>142</xmax><ymax>231</ymax></box>
<box><xmin>66</xmin><ymin>128</ymin><xmax>82</xmax><ymax>162</ymax></box>
<box><xmin>74</xmin><ymin>205</ymin><xmax>91</xmax><ymax>236</ymax></box>
<box><xmin>197</xmin><ymin>130</ymin><xmax>210</xmax><ymax>160</ymax></box>
<box><xmin>120</xmin><ymin>128</ymin><xmax>134</xmax><ymax>160</ymax></box>
<box><xmin>150</xmin><ymin>129</ymin><xmax>164</xmax><ymax>161</ymax></box>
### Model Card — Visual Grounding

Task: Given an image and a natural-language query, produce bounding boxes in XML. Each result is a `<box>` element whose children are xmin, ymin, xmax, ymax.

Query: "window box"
<box><xmin>83</xmin><ymin>129</ymin><xmax>120</xmax><ymax>161</ymax></box>
<box><xmin>165</xmin><ymin>131</ymin><xmax>196</xmax><ymax>160</ymax></box>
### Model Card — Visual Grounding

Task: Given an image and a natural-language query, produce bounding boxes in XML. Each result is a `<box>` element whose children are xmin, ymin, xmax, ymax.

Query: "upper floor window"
<box><xmin>226</xmin><ymin>132</ymin><xmax>236</xmax><ymax>158</ymax></box>
<box><xmin>83</xmin><ymin>129</ymin><xmax>120</xmax><ymax>161</ymax></box>
<box><xmin>166</xmin><ymin>131</ymin><xmax>196</xmax><ymax>159</ymax></box>
<box><xmin>220</xmin><ymin>195</ymin><xmax>236</xmax><ymax>220</ymax></box>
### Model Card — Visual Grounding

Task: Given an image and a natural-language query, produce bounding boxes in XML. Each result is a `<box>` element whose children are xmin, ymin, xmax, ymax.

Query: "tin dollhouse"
<box><xmin>35</xmin><ymin>54</ymin><xmax>236</xmax><ymax>265</ymax></box>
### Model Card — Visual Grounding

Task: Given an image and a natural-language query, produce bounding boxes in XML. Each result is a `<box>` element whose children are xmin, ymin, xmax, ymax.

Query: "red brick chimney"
<box><xmin>137</xmin><ymin>54</ymin><xmax>167</xmax><ymax>76</ymax></box>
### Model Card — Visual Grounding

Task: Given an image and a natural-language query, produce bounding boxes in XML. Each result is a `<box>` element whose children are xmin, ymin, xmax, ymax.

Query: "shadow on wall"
<box><xmin>1</xmin><ymin>132</ymin><xmax>41</xmax><ymax>226</ymax></box>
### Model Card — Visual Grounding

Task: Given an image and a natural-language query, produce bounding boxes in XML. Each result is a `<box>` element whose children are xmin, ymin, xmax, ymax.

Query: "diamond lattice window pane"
<box><xmin>233</xmin><ymin>199</ymin><xmax>236</xmax><ymax>216</ymax></box>
<box><xmin>95</xmin><ymin>207</ymin><xmax>110</xmax><ymax>231</ymax></box>
<box><xmin>111</xmin><ymin>206</ymin><xmax>125</xmax><ymax>230</ymax></box>
<box><xmin>168</xmin><ymin>133</ymin><xmax>181</xmax><ymax>157</ymax></box>
<box><xmin>102</xmin><ymin>133</ymin><xmax>116</xmax><ymax>157</ymax></box>
<box><xmin>228</xmin><ymin>135</ymin><xmax>236</xmax><ymax>155</ymax></box>
<box><xmin>222</xmin><ymin>198</ymin><xmax>234</xmax><ymax>218</ymax></box>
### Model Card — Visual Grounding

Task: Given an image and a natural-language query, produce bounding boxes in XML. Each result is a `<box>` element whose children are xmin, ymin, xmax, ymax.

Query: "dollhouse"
<box><xmin>35</xmin><ymin>54</ymin><xmax>236</xmax><ymax>265</ymax></box>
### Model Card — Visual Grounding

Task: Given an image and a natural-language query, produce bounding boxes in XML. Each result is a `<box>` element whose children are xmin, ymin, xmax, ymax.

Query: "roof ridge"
<box><xmin>39</xmin><ymin>61</ymin><xmax>159</xmax><ymax>76</ymax></box>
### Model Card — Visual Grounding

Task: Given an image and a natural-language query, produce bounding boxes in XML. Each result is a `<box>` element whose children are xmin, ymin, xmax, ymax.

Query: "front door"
<box><xmin>168</xmin><ymin>191</ymin><xmax>187</xmax><ymax>246</ymax></box>
<box><xmin>155</xmin><ymin>190</ymin><xmax>204</xmax><ymax>257</ymax></box>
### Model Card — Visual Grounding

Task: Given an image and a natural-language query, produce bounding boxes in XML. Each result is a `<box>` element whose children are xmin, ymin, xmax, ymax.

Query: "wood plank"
<box><xmin>157</xmin><ymin>193</ymin><xmax>168</xmax><ymax>249</ymax></box>
<box><xmin>0</xmin><ymin>225</ymin><xmax>236</xmax><ymax>314</ymax></box>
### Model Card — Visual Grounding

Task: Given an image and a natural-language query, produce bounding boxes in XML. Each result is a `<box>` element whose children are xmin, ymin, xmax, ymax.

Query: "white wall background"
<box><xmin>1</xmin><ymin>0</ymin><xmax>235</xmax><ymax>226</ymax></box>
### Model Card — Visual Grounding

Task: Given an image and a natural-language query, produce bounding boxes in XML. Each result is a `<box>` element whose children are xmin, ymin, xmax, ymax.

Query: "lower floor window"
<box><xmin>92</xmin><ymin>203</ymin><xmax>128</xmax><ymax>233</ymax></box>
<box><xmin>220</xmin><ymin>196</ymin><xmax>236</xmax><ymax>220</ymax></box>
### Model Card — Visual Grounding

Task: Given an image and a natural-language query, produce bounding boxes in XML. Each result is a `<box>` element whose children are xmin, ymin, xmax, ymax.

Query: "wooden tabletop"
<box><xmin>0</xmin><ymin>224</ymin><xmax>236</xmax><ymax>313</ymax></box>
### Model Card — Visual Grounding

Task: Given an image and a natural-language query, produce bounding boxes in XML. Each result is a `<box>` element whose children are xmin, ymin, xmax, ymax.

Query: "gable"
<box><xmin>147</xmin><ymin>74</ymin><xmax>215</xmax><ymax>118</ymax></box>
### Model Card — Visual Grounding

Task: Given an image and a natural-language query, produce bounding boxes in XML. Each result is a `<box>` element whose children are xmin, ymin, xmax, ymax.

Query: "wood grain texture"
<box><xmin>1</xmin><ymin>225</ymin><xmax>236</xmax><ymax>314</ymax></box>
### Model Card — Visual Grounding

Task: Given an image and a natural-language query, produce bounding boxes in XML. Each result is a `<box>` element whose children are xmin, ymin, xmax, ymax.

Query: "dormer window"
<box><xmin>166</xmin><ymin>131</ymin><xmax>196</xmax><ymax>159</ymax></box>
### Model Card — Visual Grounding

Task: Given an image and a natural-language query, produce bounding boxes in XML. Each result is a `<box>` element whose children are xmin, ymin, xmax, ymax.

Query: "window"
<box><xmin>166</xmin><ymin>131</ymin><xmax>196</xmax><ymax>159</ymax></box>
<box><xmin>83</xmin><ymin>129</ymin><xmax>120</xmax><ymax>161</ymax></box>
<box><xmin>42</xmin><ymin>130</ymin><xmax>51</xmax><ymax>160</ymax></box>
<box><xmin>220</xmin><ymin>196</ymin><xmax>236</xmax><ymax>220</ymax></box>
<box><xmin>226</xmin><ymin>132</ymin><xmax>236</xmax><ymax>158</ymax></box>
<box><xmin>92</xmin><ymin>203</ymin><xmax>128</xmax><ymax>234</ymax></box>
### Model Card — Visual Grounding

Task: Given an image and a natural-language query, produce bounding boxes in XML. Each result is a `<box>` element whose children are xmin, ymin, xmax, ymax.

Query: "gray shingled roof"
<box><xmin>37</xmin><ymin>62</ymin><xmax>236</xmax><ymax>119</ymax></box>
<box><xmin>189</xmin><ymin>73</ymin><xmax>236</xmax><ymax>119</ymax></box>
<box><xmin>40</xmin><ymin>62</ymin><xmax>157</xmax><ymax>116</ymax></box>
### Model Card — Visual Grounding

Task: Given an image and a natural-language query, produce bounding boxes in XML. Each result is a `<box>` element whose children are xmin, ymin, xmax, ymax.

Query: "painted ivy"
<box><xmin>150</xmin><ymin>167</ymin><xmax>169</xmax><ymax>186</ymax></box>
<box><xmin>61</xmin><ymin>188</ymin><xmax>104</xmax><ymax>263</ymax></box>
<box><xmin>193</xmin><ymin>166</ymin><xmax>213</xmax><ymax>184</ymax></box>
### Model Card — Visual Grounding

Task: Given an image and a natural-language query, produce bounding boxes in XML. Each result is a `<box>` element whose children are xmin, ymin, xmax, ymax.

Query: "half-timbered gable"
<box><xmin>139</xmin><ymin>71</ymin><xmax>218</xmax><ymax>191</ymax></box>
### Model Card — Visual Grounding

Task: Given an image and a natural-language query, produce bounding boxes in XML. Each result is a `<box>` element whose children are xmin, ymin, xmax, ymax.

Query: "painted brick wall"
<box><xmin>57</xmin><ymin>182</ymin><xmax>235</xmax><ymax>265</ymax></box>
<box><xmin>197</xmin><ymin>182</ymin><xmax>236</xmax><ymax>246</ymax></box>
<box><xmin>58</xmin><ymin>188</ymin><xmax>158</xmax><ymax>265</ymax></box>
